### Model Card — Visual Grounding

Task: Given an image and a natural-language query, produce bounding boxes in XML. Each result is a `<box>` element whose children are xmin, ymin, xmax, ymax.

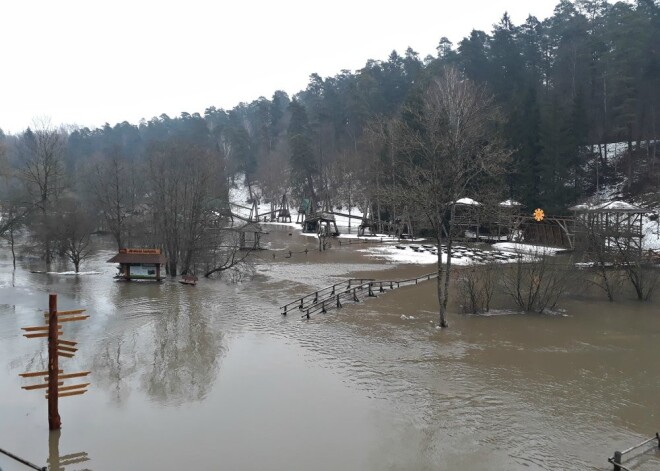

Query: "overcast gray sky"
<box><xmin>0</xmin><ymin>0</ymin><xmax>560</xmax><ymax>133</ymax></box>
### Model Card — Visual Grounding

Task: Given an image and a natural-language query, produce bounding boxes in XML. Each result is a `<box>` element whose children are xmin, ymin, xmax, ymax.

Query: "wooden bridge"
<box><xmin>280</xmin><ymin>272</ymin><xmax>438</xmax><ymax>319</ymax></box>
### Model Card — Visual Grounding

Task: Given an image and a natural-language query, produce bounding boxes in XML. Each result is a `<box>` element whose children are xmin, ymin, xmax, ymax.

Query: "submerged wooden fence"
<box><xmin>280</xmin><ymin>272</ymin><xmax>438</xmax><ymax>319</ymax></box>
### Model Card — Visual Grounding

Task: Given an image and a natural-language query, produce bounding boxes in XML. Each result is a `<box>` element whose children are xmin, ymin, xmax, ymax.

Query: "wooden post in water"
<box><xmin>19</xmin><ymin>295</ymin><xmax>90</xmax><ymax>431</ymax></box>
<box><xmin>48</xmin><ymin>294</ymin><xmax>61</xmax><ymax>430</ymax></box>
<box><xmin>612</xmin><ymin>451</ymin><xmax>622</xmax><ymax>471</ymax></box>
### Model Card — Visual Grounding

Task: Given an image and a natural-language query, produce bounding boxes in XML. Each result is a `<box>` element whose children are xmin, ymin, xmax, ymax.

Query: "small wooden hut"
<box><xmin>237</xmin><ymin>222</ymin><xmax>265</xmax><ymax>250</ymax></box>
<box><xmin>107</xmin><ymin>248</ymin><xmax>167</xmax><ymax>281</ymax></box>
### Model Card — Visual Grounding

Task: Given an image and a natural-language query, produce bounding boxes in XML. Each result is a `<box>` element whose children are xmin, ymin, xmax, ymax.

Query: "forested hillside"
<box><xmin>1</xmin><ymin>0</ymin><xmax>659</xmax><ymax>272</ymax></box>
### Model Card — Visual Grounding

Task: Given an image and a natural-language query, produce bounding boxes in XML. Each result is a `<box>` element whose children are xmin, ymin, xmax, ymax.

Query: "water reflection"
<box><xmin>48</xmin><ymin>430</ymin><xmax>90</xmax><ymax>471</ymax></box>
<box><xmin>91</xmin><ymin>336</ymin><xmax>139</xmax><ymax>405</ymax></box>
<box><xmin>91</xmin><ymin>286</ymin><xmax>225</xmax><ymax>405</ymax></box>
<box><xmin>141</xmin><ymin>292</ymin><xmax>224</xmax><ymax>404</ymax></box>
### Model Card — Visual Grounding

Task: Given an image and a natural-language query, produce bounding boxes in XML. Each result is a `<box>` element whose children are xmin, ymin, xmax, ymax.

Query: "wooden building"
<box><xmin>237</xmin><ymin>222</ymin><xmax>265</xmax><ymax>250</ymax></box>
<box><xmin>452</xmin><ymin>197</ymin><xmax>482</xmax><ymax>240</ymax></box>
<box><xmin>107</xmin><ymin>248</ymin><xmax>167</xmax><ymax>281</ymax></box>
<box><xmin>570</xmin><ymin>200</ymin><xmax>647</xmax><ymax>254</ymax></box>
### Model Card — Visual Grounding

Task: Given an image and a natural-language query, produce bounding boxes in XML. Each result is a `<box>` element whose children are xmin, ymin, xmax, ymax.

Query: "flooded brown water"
<box><xmin>1</xmin><ymin>226</ymin><xmax>659</xmax><ymax>470</ymax></box>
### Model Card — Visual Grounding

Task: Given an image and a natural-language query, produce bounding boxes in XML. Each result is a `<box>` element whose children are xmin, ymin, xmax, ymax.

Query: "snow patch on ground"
<box><xmin>492</xmin><ymin>242</ymin><xmax>564</xmax><ymax>255</ymax></box>
<box><xmin>337</xmin><ymin>233</ymin><xmax>404</xmax><ymax>240</ymax></box>
<box><xmin>643</xmin><ymin>218</ymin><xmax>660</xmax><ymax>250</ymax></box>
<box><xmin>359</xmin><ymin>244</ymin><xmax>524</xmax><ymax>266</ymax></box>
<box><xmin>359</xmin><ymin>246</ymin><xmax>439</xmax><ymax>265</ymax></box>
<box><xmin>45</xmin><ymin>271</ymin><xmax>102</xmax><ymax>276</ymax></box>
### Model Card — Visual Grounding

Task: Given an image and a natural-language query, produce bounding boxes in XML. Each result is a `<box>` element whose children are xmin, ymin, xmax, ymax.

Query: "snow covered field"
<box><xmin>359</xmin><ymin>244</ymin><xmax>523</xmax><ymax>266</ymax></box>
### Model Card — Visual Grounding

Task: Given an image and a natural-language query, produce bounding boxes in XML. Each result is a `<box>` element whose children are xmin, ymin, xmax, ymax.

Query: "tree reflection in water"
<box><xmin>92</xmin><ymin>287</ymin><xmax>224</xmax><ymax>405</ymax></box>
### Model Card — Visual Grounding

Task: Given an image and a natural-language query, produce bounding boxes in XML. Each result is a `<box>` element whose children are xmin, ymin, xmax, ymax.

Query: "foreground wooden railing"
<box><xmin>608</xmin><ymin>433</ymin><xmax>659</xmax><ymax>471</ymax></box>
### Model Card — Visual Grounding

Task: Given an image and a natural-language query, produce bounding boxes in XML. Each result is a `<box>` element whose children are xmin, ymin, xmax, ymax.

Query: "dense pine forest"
<box><xmin>1</xmin><ymin>0</ymin><xmax>659</xmax><ymax>274</ymax></box>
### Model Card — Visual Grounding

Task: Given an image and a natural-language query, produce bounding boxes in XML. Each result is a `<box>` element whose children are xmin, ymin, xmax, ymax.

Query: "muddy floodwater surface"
<box><xmin>1</xmin><ymin>226</ymin><xmax>659</xmax><ymax>470</ymax></box>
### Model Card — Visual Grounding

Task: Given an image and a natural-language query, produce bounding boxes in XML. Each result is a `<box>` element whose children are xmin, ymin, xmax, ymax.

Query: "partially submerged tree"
<box><xmin>576</xmin><ymin>223</ymin><xmax>623</xmax><ymax>302</ymax></box>
<box><xmin>613</xmin><ymin>241</ymin><xmax>659</xmax><ymax>301</ymax></box>
<box><xmin>202</xmin><ymin>230</ymin><xmax>255</xmax><ymax>279</ymax></box>
<box><xmin>457</xmin><ymin>261</ymin><xmax>497</xmax><ymax>314</ymax></box>
<box><xmin>393</xmin><ymin>67</ymin><xmax>511</xmax><ymax>327</ymax></box>
<box><xmin>55</xmin><ymin>197</ymin><xmax>94</xmax><ymax>273</ymax></box>
<box><xmin>0</xmin><ymin>138</ymin><xmax>28</xmax><ymax>266</ymax></box>
<box><xmin>147</xmin><ymin>137</ymin><xmax>226</xmax><ymax>276</ymax></box>
<box><xmin>501</xmin><ymin>251</ymin><xmax>571</xmax><ymax>313</ymax></box>
<box><xmin>87</xmin><ymin>148</ymin><xmax>140</xmax><ymax>250</ymax></box>
<box><xmin>17</xmin><ymin>120</ymin><xmax>67</xmax><ymax>266</ymax></box>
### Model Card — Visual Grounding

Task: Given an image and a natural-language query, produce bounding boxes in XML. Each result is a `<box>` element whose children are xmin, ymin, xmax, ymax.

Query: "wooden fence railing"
<box><xmin>281</xmin><ymin>272</ymin><xmax>437</xmax><ymax>319</ymax></box>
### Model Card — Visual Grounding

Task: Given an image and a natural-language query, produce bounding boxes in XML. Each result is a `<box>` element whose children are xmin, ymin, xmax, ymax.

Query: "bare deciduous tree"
<box><xmin>576</xmin><ymin>225</ymin><xmax>623</xmax><ymax>302</ymax></box>
<box><xmin>147</xmin><ymin>138</ymin><xmax>226</xmax><ymax>276</ymax></box>
<box><xmin>458</xmin><ymin>261</ymin><xmax>497</xmax><ymax>314</ymax></box>
<box><xmin>55</xmin><ymin>196</ymin><xmax>94</xmax><ymax>273</ymax></box>
<box><xmin>501</xmin><ymin>252</ymin><xmax>571</xmax><ymax>313</ymax></box>
<box><xmin>613</xmin><ymin>243</ymin><xmax>659</xmax><ymax>301</ymax></box>
<box><xmin>87</xmin><ymin>148</ymin><xmax>140</xmax><ymax>250</ymax></box>
<box><xmin>202</xmin><ymin>230</ymin><xmax>255</xmax><ymax>279</ymax></box>
<box><xmin>393</xmin><ymin>67</ymin><xmax>511</xmax><ymax>327</ymax></box>
<box><xmin>17</xmin><ymin>119</ymin><xmax>67</xmax><ymax>265</ymax></box>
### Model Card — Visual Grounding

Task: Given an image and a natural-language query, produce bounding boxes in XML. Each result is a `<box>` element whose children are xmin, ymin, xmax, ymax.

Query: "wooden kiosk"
<box><xmin>107</xmin><ymin>248</ymin><xmax>167</xmax><ymax>281</ymax></box>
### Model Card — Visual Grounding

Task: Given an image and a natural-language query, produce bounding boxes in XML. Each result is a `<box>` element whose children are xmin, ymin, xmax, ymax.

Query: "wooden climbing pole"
<box><xmin>19</xmin><ymin>293</ymin><xmax>91</xmax><ymax>430</ymax></box>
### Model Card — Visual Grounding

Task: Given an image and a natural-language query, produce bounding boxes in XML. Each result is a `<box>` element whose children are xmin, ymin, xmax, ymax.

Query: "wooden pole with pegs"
<box><xmin>48</xmin><ymin>294</ymin><xmax>61</xmax><ymax>430</ymax></box>
<box><xmin>19</xmin><ymin>294</ymin><xmax>91</xmax><ymax>431</ymax></box>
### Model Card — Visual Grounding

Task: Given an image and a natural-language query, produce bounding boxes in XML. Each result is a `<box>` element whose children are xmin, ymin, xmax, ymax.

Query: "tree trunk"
<box><xmin>435</xmin><ymin>233</ymin><xmax>446</xmax><ymax>328</ymax></box>
<box><xmin>9</xmin><ymin>226</ymin><xmax>16</xmax><ymax>269</ymax></box>
<box><xmin>440</xmin><ymin>232</ymin><xmax>452</xmax><ymax>328</ymax></box>
<box><xmin>168</xmin><ymin>259</ymin><xmax>177</xmax><ymax>277</ymax></box>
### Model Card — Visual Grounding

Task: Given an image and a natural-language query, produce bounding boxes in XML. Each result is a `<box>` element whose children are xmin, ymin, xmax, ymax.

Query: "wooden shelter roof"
<box><xmin>236</xmin><ymin>222</ymin><xmax>264</xmax><ymax>233</ymax></box>
<box><xmin>107</xmin><ymin>253</ymin><xmax>167</xmax><ymax>264</ymax></box>
<box><xmin>454</xmin><ymin>197</ymin><xmax>481</xmax><ymax>206</ymax></box>
<box><xmin>570</xmin><ymin>200</ymin><xmax>647</xmax><ymax>214</ymax></box>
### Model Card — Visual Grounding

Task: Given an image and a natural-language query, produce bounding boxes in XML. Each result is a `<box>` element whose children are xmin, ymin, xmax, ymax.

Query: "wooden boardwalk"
<box><xmin>281</xmin><ymin>272</ymin><xmax>438</xmax><ymax>319</ymax></box>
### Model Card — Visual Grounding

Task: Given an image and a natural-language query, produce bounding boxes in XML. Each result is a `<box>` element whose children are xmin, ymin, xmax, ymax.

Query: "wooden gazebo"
<box><xmin>107</xmin><ymin>248</ymin><xmax>167</xmax><ymax>281</ymax></box>
<box><xmin>452</xmin><ymin>197</ymin><xmax>481</xmax><ymax>240</ymax></box>
<box><xmin>570</xmin><ymin>200</ymin><xmax>648</xmax><ymax>254</ymax></box>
